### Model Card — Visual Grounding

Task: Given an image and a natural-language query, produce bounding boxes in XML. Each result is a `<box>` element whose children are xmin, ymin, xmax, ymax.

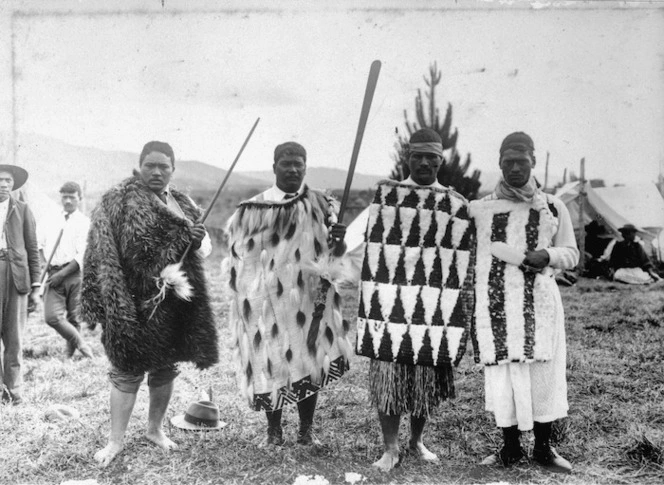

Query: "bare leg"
<box><xmin>372</xmin><ymin>412</ymin><xmax>401</xmax><ymax>471</ymax></box>
<box><xmin>145</xmin><ymin>381</ymin><xmax>178</xmax><ymax>451</ymax></box>
<box><xmin>94</xmin><ymin>387</ymin><xmax>137</xmax><ymax>467</ymax></box>
<box><xmin>409</xmin><ymin>414</ymin><xmax>438</xmax><ymax>461</ymax></box>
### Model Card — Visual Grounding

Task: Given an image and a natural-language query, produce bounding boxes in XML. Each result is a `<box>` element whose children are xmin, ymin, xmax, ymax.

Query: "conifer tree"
<box><xmin>391</xmin><ymin>62</ymin><xmax>481</xmax><ymax>200</ymax></box>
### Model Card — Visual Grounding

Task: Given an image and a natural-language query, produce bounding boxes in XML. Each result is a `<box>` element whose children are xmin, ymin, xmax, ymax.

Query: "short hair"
<box><xmin>139</xmin><ymin>141</ymin><xmax>175</xmax><ymax>166</ymax></box>
<box><xmin>409</xmin><ymin>128</ymin><xmax>443</xmax><ymax>145</ymax></box>
<box><xmin>274</xmin><ymin>142</ymin><xmax>306</xmax><ymax>164</ymax></box>
<box><xmin>60</xmin><ymin>181</ymin><xmax>82</xmax><ymax>197</ymax></box>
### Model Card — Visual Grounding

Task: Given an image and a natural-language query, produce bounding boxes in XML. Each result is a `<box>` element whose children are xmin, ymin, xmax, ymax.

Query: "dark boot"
<box><xmin>262</xmin><ymin>409</ymin><xmax>284</xmax><ymax>446</ymax></box>
<box><xmin>296</xmin><ymin>394</ymin><xmax>320</xmax><ymax>445</ymax></box>
<box><xmin>481</xmin><ymin>425</ymin><xmax>525</xmax><ymax>467</ymax></box>
<box><xmin>533</xmin><ymin>421</ymin><xmax>572</xmax><ymax>474</ymax></box>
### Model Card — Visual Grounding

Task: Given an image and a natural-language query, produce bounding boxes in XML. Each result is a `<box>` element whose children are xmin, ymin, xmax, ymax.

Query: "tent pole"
<box><xmin>578</xmin><ymin>157</ymin><xmax>586</xmax><ymax>271</ymax></box>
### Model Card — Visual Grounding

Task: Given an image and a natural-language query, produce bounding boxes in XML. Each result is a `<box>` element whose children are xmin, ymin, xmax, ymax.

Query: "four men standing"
<box><xmin>7</xmin><ymin>129</ymin><xmax>622</xmax><ymax>476</ymax></box>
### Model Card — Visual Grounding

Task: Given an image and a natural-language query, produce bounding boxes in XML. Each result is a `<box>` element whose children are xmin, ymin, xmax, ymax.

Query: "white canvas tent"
<box><xmin>555</xmin><ymin>181</ymin><xmax>664</xmax><ymax>261</ymax></box>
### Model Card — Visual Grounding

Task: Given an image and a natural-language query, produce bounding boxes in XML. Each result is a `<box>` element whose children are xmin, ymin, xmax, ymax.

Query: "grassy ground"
<box><xmin>1</xmin><ymin>262</ymin><xmax>663</xmax><ymax>485</ymax></box>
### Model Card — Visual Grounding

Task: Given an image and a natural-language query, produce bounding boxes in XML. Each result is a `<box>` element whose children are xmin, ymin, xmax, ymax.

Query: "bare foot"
<box><xmin>409</xmin><ymin>442</ymin><xmax>438</xmax><ymax>462</ymax></box>
<box><xmin>145</xmin><ymin>429</ymin><xmax>178</xmax><ymax>451</ymax></box>
<box><xmin>94</xmin><ymin>441</ymin><xmax>123</xmax><ymax>467</ymax></box>
<box><xmin>372</xmin><ymin>450</ymin><xmax>400</xmax><ymax>471</ymax></box>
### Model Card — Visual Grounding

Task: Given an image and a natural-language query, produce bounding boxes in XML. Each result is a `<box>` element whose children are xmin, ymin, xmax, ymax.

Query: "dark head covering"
<box><xmin>409</xmin><ymin>128</ymin><xmax>443</xmax><ymax>157</ymax></box>
<box><xmin>139</xmin><ymin>141</ymin><xmax>175</xmax><ymax>167</ymax></box>
<box><xmin>0</xmin><ymin>164</ymin><xmax>29</xmax><ymax>191</ymax></box>
<box><xmin>499</xmin><ymin>132</ymin><xmax>534</xmax><ymax>156</ymax></box>
<box><xmin>274</xmin><ymin>141</ymin><xmax>307</xmax><ymax>163</ymax></box>
<box><xmin>618</xmin><ymin>224</ymin><xmax>638</xmax><ymax>234</ymax></box>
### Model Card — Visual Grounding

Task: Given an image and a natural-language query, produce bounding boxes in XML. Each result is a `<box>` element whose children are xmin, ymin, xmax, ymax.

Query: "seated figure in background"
<box><xmin>609</xmin><ymin>224</ymin><xmax>661</xmax><ymax>284</ymax></box>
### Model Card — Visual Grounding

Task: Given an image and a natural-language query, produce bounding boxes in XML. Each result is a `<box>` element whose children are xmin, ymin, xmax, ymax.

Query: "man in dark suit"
<box><xmin>0</xmin><ymin>163</ymin><xmax>40</xmax><ymax>405</ymax></box>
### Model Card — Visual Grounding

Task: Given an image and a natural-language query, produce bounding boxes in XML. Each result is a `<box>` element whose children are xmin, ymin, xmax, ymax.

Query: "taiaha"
<box><xmin>308</xmin><ymin>60</ymin><xmax>382</xmax><ymax>354</ymax></box>
<box><xmin>338</xmin><ymin>60</ymin><xmax>382</xmax><ymax>224</ymax></box>
<box><xmin>146</xmin><ymin>117</ymin><xmax>261</xmax><ymax>318</ymax></box>
<box><xmin>40</xmin><ymin>226</ymin><xmax>65</xmax><ymax>285</ymax></box>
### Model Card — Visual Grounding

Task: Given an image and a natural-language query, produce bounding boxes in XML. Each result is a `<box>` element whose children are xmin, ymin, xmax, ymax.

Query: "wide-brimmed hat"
<box><xmin>170</xmin><ymin>400</ymin><xmax>226</xmax><ymax>431</ymax></box>
<box><xmin>618</xmin><ymin>224</ymin><xmax>638</xmax><ymax>234</ymax></box>
<box><xmin>0</xmin><ymin>164</ymin><xmax>29</xmax><ymax>191</ymax></box>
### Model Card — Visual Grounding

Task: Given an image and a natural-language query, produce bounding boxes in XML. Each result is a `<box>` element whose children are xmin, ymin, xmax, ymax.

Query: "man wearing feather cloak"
<box><xmin>353</xmin><ymin>128</ymin><xmax>475</xmax><ymax>471</ymax></box>
<box><xmin>82</xmin><ymin>141</ymin><xmax>219</xmax><ymax>466</ymax></box>
<box><xmin>226</xmin><ymin>141</ymin><xmax>350</xmax><ymax>447</ymax></box>
<box><xmin>470</xmin><ymin>132</ymin><xmax>578</xmax><ymax>474</ymax></box>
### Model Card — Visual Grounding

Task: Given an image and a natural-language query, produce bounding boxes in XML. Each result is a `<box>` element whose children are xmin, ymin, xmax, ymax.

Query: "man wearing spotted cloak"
<box><xmin>354</xmin><ymin>128</ymin><xmax>475</xmax><ymax>471</ymax></box>
<box><xmin>470</xmin><ymin>132</ymin><xmax>578</xmax><ymax>474</ymax></box>
<box><xmin>226</xmin><ymin>141</ymin><xmax>351</xmax><ymax>446</ymax></box>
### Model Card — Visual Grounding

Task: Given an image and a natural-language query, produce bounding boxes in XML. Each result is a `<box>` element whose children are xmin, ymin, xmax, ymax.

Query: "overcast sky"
<box><xmin>11</xmin><ymin>2</ymin><xmax>664</xmax><ymax>186</ymax></box>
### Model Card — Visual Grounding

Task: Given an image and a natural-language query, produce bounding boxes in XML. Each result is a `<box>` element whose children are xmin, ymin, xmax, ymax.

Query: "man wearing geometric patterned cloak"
<box><xmin>470</xmin><ymin>132</ymin><xmax>578</xmax><ymax>474</ymax></box>
<box><xmin>353</xmin><ymin>128</ymin><xmax>475</xmax><ymax>471</ymax></box>
<box><xmin>225</xmin><ymin>142</ymin><xmax>351</xmax><ymax>447</ymax></box>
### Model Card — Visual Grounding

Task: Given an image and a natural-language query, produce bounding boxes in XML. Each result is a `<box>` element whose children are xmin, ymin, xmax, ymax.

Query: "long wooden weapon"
<box><xmin>147</xmin><ymin>118</ymin><xmax>260</xmax><ymax>316</ymax></box>
<box><xmin>337</xmin><ymin>60</ymin><xmax>382</xmax><ymax>224</ymax></box>
<box><xmin>307</xmin><ymin>61</ymin><xmax>382</xmax><ymax>366</ymax></box>
<box><xmin>40</xmin><ymin>227</ymin><xmax>64</xmax><ymax>285</ymax></box>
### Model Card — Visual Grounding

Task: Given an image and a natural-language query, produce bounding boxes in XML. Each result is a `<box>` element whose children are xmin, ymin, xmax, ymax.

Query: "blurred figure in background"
<box><xmin>41</xmin><ymin>181</ymin><xmax>93</xmax><ymax>358</ymax></box>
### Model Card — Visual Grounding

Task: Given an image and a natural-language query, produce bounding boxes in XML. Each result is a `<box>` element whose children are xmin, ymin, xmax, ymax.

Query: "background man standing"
<box><xmin>83</xmin><ymin>141</ymin><xmax>218</xmax><ymax>466</ymax></box>
<box><xmin>0</xmin><ymin>163</ymin><xmax>40</xmax><ymax>405</ymax></box>
<box><xmin>42</xmin><ymin>181</ymin><xmax>93</xmax><ymax>358</ymax></box>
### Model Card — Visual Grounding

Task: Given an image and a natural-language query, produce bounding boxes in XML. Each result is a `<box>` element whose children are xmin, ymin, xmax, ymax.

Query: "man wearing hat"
<box><xmin>354</xmin><ymin>128</ymin><xmax>475</xmax><ymax>471</ymax></box>
<box><xmin>0</xmin><ymin>163</ymin><xmax>40</xmax><ymax>405</ymax></box>
<box><xmin>470</xmin><ymin>132</ymin><xmax>578</xmax><ymax>473</ymax></box>
<box><xmin>82</xmin><ymin>141</ymin><xmax>219</xmax><ymax>466</ymax></box>
<box><xmin>225</xmin><ymin>141</ymin><xmax>351</xmax><ymax>447</ymax></box>
<box><xmin>41</xmin><ymin>181</ymin><xmax>93</xmax><ymax>358</ymax></box>
<box><xmin>608</xmin><ymin>224</ymin><xmax>661</xmax><ymax>284</ymax></box>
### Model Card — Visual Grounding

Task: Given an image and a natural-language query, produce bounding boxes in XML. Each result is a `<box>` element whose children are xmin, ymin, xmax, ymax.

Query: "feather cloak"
<box><xmin>81</xmin><ymin>175</ymin><xmax>219</xmax><ymax>374</ymax></box>
<box><xmin>469</xmin><ymin>192</ymin><xmax>560</xmax><ymax>365</ymax></box>
<box><xmin>226</xmin><ymin>186</ymin><xmax>351</xmax><ymax>412</ymax></box>
<box><xmin>356</xmin><ymin>180</ymin><xmax>475</xmax><ymax>368</ymax></box>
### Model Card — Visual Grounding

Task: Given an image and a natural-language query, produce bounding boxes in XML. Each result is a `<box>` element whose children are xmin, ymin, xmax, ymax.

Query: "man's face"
<box><xmin>60</xmin><ymin>191</ymin><xmax>81</xmax><ymax>214</ymax></box>
<box><xmin>623</xmin><ymin>231</ymin><xmax>637</xmax><ymax>242</ymax></box>
<box><xmin>408</xmin><ymin>152</ymin><xmax>442</xmax><ymax>186</ymax></box>
<box><xmin>500</xmin><ymin>149</ymin><xmax>535</xmax><ymax>188</ymax></box>
<box><xmin>0</xmin><ymin>171</ymin><xmax>15</xmax><ymax>202</ymax></box>
<box><xmin>274</xmin><ymin>155</ymin><xmax>306</xmax><ymax>193</ymax></box>
<box><xmin>140</xmin><ymin>151</ymin><xmax>174</xmax><ymax>193</ymax></box>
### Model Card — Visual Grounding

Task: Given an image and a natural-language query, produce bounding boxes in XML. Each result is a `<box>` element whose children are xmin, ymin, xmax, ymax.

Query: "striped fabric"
<box><xmin>470</xmin><ymin>194</ymin><xmax>560</xmax><ymax>365</ymax></box>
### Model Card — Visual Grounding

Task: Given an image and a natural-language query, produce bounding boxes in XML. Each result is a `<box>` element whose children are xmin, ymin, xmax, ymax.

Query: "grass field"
<box><xmin>1</xmin><ymin>260</ymin><xmax>663</xmax><ymax>485</ymax></box>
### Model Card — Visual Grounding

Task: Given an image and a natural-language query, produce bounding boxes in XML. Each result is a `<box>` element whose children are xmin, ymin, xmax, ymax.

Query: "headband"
<box><xmin>409</xmin><ymin>142</ymin><xmax>443</xmax><ymax>157</ymax></box>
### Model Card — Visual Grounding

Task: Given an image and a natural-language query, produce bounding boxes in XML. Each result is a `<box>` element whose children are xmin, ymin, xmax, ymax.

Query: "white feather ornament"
<box><xmin>146</xmin><ymin>262</ymin><xmax>193</xmax><ymax>320</ymax></box>
<box><xmin>322</xmin><ymin>355</ymin><xmax>331</xmax><ymax>377</ymax></box>
<box><xmin>289</xmin><ymin>288</ymin><xmax>300</xmax><ymax>307</ymax></box>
